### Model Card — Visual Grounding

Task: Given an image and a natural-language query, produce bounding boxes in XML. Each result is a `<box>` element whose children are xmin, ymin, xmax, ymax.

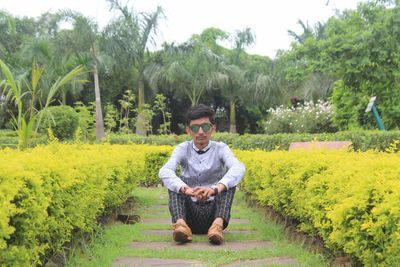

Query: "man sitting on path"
<box><xmin>159</xmin><ymin>104</ymin><xmax>246</xmax><ymax>245</ymax></box>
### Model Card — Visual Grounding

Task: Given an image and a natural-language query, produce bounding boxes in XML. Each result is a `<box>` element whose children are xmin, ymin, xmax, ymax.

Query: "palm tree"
<box><xmin>105</xmin><ymin>0</ymin><xmax>164</xmax><ymax>135</ymax></box>
<box><xmin>145</xmin><ymin>41</ymin><xmax>221</xmax><ymax>106</ymax></box>
<box><xmin>232</xmin><ymin>27</ymin><xmax>255</xmax><ymax>65</ymax></box>
<box><xmin>0</xmin><ymin>10</ymin><xmax>16</xmax><ymax>61</ymax></box>
<box><xmin>216</xmin><ymin>28</ymin><xmax>255</xmax><ymax>133</ymax></box>
<box><xmin>56</xmin><ymin>10</ymin><xmax>105</xmax><ymax>140</ymax></box>
<box><xmin>214</xmin><ymin>64</ymin><xmax>247</xmax><ymax>133</ymax></box>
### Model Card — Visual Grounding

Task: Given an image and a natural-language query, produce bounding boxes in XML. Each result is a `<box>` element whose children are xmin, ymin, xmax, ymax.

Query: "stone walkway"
<box><xmin>112</xmin><ymin>189</ymin><xmax>302</xmax><ymax>267</ymax></box>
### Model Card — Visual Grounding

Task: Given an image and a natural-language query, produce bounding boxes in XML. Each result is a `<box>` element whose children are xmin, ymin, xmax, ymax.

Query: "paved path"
<box><xmin>112</xmin><ymin>188</ymin><xmax>302</xmax><ymax>267</ymax></box>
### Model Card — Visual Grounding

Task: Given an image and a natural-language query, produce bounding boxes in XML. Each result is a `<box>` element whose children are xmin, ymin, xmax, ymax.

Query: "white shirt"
<box><xmin>159</xmin><ymin>140</ymin><xmax>246</xmax><ymax>193</ymax></box>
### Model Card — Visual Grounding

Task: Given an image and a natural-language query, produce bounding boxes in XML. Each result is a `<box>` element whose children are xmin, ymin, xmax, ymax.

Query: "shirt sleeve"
<box><xmin>158</xmin><ymin>143</ymin><xmax>187</xmax><ymax>193</ymax></box>
<box><xmin>218</xmin><ymin>143</ymin><xmax>246</xmax><ymax>190</ymax></box>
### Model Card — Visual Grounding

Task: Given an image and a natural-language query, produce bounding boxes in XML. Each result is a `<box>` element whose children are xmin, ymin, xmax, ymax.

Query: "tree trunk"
<box><xmin>135</xmin><ymin>74</ymin><xmax>147</xmax><ymax>135</ymax></box>
<box><xmin>229</xmin><ymin>100</ymin><xmax>237</xmax><ymax>134</ymax></box>
<box><xmin>93</xmin><ymin>61</ymin><xmax>104</xmax><ymax>141</ymax></box>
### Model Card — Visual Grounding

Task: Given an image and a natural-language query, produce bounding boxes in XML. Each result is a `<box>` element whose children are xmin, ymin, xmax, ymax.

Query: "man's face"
<box><xmin>186</xmin><ymin>117</ymin><xmax>215</xmax><ymax>149</ymax></box>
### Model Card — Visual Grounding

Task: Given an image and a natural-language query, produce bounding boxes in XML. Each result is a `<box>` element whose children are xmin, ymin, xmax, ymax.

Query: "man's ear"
<box><xmin>186</xmin><ymin>126</ymin><xmax>190</xmax><ymax>135</ymax></box>
<box><xmin>212</xmin><ymin>124</ymin><xmax>217</xmax><ymax>133</ymax></box>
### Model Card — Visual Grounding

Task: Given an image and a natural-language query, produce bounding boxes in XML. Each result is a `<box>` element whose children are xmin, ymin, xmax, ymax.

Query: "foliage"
<box><xmin>0</xmin><ymin>59</ymin><xmax>85</xmax><ymax>148</ymax></box>
<box><xmin>106</xmin><ymin>0</ymin><xmax>164</xmax><ymax>135</ymax></box>
<box><xmin>146</xmin><ymin>41</ymin><xmax>222</xmax><ymax>106</ymax></box>
<box><xmin>286</xmin><ymin>2</ymin><xmax>400</xmax><ymax>130</ymax></box>
<box><xmin>104</xmin><ymin>103</ymin><xmax>118</xmax><ymax>133</ymax></box>
<box><xmin>118</xmin><ymin>90</ymin><xmax>136</xmax><ymax>134</ymax></box>
<box><xmin>135</xmin><ymin>104</ymin><xmax>154</xmax><ymax>135</ymax></box>
<box><xmin>238</xmin><ymin>148</ymin><xmax>400</xmax><ymax>265</ymax></box>
<box><xmin>143</xmin><ymin>152</ymin><xmax>170</xmax><ymax>186</ymax></box>
<box><xmin>105</xmin><ymin>130</ymin><xmax>400</xmax><ymax>152</ymax></box>
<box><xmin>0</xmin><ymin>143</ymin><xmax>171</xmax><ymax>266</ymax></box>
<box><xmin>38</xmin><ymin>105</ymin><xmax>79</xmax><ymax>140</ymax></box>
<box><xmin>74</xmin><ymin>101</ymin><xmax>95</xmax><ymax>141</ymax></box>
<box><xmin>153</xmin><ymin>94</ymin><xmax>171</xmax><ymax>134</ymax></box>
<box><xmin>262</xmin><ymin>100</ymin><xmax>337</xmax><ymax>134</ymax></box>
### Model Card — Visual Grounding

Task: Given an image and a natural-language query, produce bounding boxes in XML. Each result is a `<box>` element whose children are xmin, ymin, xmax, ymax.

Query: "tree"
<box><xmin>56</xmin><ymin>10</ymin><xmax>105</xmax><ymax>140</ymax></box>
<box><xmin>106</xmin><ymin>0</ymin><xmax>164</xmax><ymax>135</ymax></box>
<box><xmin>146</xmin><ymin>41</ymin><xmax>221</xmax><ymax>106</ymax></box>
<box><xmin>214</xmin><ymin>64</ymin><xmax>247</xmax><ymax>133</ymax></box>
<box><xmin>223</xmin><ymin>28</ymin><xmax>255</xmax><ymax>133</ymax></box>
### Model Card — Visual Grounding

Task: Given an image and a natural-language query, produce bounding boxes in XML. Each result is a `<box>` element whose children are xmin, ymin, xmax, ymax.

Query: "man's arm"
<box><xmin>158</xmin><ymin>144</ymin><xmax>188</xmax><ymax>193</ymax></box>
<box><xmin>218</xmin><ymin>144</ymin><xmax>246</xmax><ymax>189</ymax></box>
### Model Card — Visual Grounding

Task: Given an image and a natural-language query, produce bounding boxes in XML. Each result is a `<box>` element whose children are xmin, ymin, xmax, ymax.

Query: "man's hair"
<box><xmin>186</xmin><ymin>103</ymin><xmax>216</xmax><ymax>125</ymax></box>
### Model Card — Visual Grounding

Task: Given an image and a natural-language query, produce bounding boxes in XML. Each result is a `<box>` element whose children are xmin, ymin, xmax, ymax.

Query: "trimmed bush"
<box><xmin>0</xmin><ymin>143</ymin><xmax>171</xmax><ymax>266</ymax></box>
<box><xmin>143</xmin><ymin>152</ymin><xmax>170</xmax><ymax>186</ymax></box>
<box><xmin>238</xmin><ymin>149</ymin><xmax>400</xmax><ymax>265</ymax></box>
<box><xmin>105</xmin><ymin>130</ymin><xmax>400</xmax><ymax>152</ymax></box>
<box><xmin>38</xmin><ymin>106</ymin><xmax>79</xmax><ymax>140</ymax></box>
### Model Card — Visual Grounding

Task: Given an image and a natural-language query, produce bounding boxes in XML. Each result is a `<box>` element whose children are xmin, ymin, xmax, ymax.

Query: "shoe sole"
<box><xmin>173</xmin><ymin>231</ymin><xmax>191</xmax><ymax>243</ymax></box>
<box><xmin>208</xmin><ymin>234</ymin><xmax>223</xmax><ymax>245</ymax></box>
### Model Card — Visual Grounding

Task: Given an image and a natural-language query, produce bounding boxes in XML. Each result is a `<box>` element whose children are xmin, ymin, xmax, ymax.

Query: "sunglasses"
<box><xmin>189</xmin><ymin>123</ymin><xmax>213</xmax><ymax>133</ymax></box>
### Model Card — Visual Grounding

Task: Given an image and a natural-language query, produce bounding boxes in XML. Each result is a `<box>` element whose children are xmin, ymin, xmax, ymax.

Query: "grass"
<box><xmin>66</xmin><ymin>187</ymin><xmax>328</xmax><ymax>267</ymax></box>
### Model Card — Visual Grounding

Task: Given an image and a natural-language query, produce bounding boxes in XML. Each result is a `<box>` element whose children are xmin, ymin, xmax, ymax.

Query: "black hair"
<box><xmin>186</xmin><ymin>103</ymin><xmax>216</xmax><ymax>125</ymax></box>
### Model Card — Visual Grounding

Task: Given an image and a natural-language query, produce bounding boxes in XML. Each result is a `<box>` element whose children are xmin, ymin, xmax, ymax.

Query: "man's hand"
<box><xmin>193</xmin><ymin>187</ymin><xmax>215</xmax><ymax>203</ymax></box>
<box><xmin>180</xmin><ymin>186</ymin><xmax>196</xmax><ymax>196</ymax></box>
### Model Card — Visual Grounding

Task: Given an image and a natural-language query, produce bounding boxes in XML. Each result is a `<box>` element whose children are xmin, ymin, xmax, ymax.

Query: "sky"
<box><xmin>1</xmin><ymin>0</ymin><xmax>367</xmax><ymax>58</ymax></box>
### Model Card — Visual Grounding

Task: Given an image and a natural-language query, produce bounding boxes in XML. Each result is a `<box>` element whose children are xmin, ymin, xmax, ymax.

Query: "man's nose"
<box><xmin>198</xmin><ymin>127</ymin><xmax>205</xmax><ymax>134</ymax></box>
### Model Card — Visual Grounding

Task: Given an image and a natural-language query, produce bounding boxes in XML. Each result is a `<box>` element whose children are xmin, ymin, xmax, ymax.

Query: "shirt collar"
<box><xmin>192</xmin><ymin>141</ymin><xmax>211</xmax><ymax>153</ymax></box>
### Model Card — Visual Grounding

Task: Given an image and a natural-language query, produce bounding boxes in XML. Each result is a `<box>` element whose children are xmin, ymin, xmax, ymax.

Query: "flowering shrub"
<box><xmin>263</xmin><ymin>100</ymin><xmax>337</xmax><ymax>134</ymax></box>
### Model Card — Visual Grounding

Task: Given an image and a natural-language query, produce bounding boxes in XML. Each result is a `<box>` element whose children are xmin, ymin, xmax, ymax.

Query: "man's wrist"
<box><xmin>211</xmin><ymin>185</ymin><xmax>219</xmax><ymax>196</ymax></box>
<box><xmin>180</xmin><ymin>185</ymin><xmax>188</xmax><ymax>194</ymax></box>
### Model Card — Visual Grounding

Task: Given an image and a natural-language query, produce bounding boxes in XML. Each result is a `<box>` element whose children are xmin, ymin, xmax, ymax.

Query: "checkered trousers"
<box><xmin>168</xmin><ymin>187</ymin><xmax>236</xmax><ymax>234</ymax></box>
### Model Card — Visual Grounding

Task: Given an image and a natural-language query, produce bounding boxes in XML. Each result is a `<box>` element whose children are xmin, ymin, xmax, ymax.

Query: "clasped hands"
<box><xmin>181</xmin><ymin>186</ymin><xmax>217</xmax><ymax>203</ymax></box>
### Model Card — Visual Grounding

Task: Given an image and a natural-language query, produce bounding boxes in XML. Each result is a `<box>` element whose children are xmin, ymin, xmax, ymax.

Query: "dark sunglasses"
<box><xmin>189</xmin><ymin>123</ymin><xmax>213</xmax><ymax>133</ymax></box>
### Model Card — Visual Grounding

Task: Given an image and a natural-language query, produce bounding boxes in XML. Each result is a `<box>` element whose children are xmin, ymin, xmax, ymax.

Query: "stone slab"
<box><xmin>145</xmin><ymin>229</ymin><xmax>255</xmax><ymax>236</ymax></box>
<box><xmin>221</xmin><ymin>256</ymin><xmax>298</xmax><ymax>266</ymax></box>
<box><xmin>113</xmin><ymin>257</ymin><xmax>203</xmax><ymax>267</ymax></box>
<box><xmin>128</xmin><ymin>240</ymin><xmax>273</xmax><ymax>250</ymax></box>
<box><xmin>142</xmin><ymin>218</ymin><xmax>250</xmax><ymax>224</ymax></box>
<box><xmin>289</xmin><ymin>141</ymin><xmax>352</xmax><ymax>151</ymax></box>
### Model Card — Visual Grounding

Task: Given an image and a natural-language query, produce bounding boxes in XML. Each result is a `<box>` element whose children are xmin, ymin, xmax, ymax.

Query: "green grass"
<box><xmin>66</xmin><ymin>187</ymin><xmax>328</xmax><ymax>267</ymax></box>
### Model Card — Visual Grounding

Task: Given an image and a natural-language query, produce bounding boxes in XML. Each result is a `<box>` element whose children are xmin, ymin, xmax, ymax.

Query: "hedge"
<box><xmin>237</xmin><ymin>149</ymin><xmax>400</xmax><ymax>266</ymax></box>
<box><xmin>0</xmin><ymin>143</ymin><xmax>171</xmax><ymax>266</ymax></box>
<box><xmin>3</xmin><ymin>141</ymin><xmax>400</xmax><ymax>265</ymax></box>
<box><xmin>105</xmin><ymin>130</ymin><xmax>400</xmax><ymax>151</ymax></box>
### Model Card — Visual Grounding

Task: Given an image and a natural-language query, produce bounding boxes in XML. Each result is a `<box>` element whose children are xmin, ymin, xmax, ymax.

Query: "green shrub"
<box><xmin>143</xmin><ymin>152</ymin><xmax>170</xmax><ymax>186</ymax></box>
<box><xmin>106</xmin><ymin>131</ymin><xmax>400</xmax><ymax>152</ymax></box>
<box><xmin>38</xmin><ymin>106</ymin><xmax>79</xmax><ymax>140</ymax></box>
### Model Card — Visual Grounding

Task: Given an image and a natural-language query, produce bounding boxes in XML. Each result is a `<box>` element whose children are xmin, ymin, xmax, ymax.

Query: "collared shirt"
<box><xmin>159</xmin><ymin>140</ymin><xmax>246</xmax><ymax>193</ymax></box>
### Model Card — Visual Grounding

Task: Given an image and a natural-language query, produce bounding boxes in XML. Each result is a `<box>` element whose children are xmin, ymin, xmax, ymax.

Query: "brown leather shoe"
<box><xmin>172</xmin><ymin>220</ymin><xmax>192</xmax><ymax>243</ymax></box>
<box><xmin>207</xmin><ymin>222</ymin><xmax>224</xmax><ymax>245</ymax></box>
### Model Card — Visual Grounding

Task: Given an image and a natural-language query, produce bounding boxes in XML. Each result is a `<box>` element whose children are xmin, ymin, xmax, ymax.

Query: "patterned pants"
<box><xmin>168</xmin><ymin>187</ymin><xmax>236</xmax><ymax>234</ymax></box>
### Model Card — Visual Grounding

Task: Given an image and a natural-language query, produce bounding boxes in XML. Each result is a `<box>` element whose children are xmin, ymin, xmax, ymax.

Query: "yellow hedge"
<box><xmin>3</xmin><ymin>142</ymin><xmax>399</xmax><ymax>266</ymax></box>
<box><xmin>237</xmin><ymin>149</ymin><xmax>400</xmax><ymax>266</ymax></box>
<box><xmin>0</xmin><ymin>143</ymin><xmax>171</xmax><ymax>266</ymax></box>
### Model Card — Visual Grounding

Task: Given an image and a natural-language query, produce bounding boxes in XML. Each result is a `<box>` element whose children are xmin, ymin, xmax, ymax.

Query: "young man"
<box><xmin>158</xmin><ymin>104</ymin><xmax>245</xmax><ymax>245</ymax></box>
